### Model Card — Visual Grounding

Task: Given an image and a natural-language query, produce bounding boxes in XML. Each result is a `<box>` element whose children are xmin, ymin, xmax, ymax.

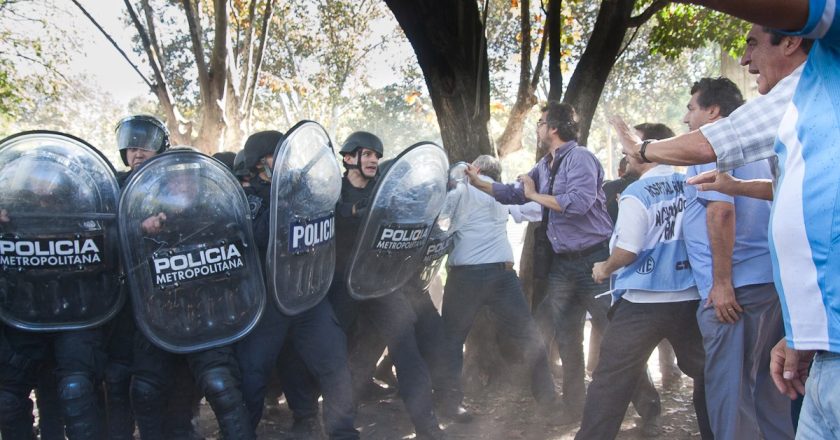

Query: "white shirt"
<box><xmin>507</xmin><ymin>201</ymin><xmax>542</xmax><ymax>223</ymax></box>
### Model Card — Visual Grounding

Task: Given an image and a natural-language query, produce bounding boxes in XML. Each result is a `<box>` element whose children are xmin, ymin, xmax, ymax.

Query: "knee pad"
<box><xmin>199</xmin><ymin>367</ymin><xmax>242</xmax><ymax>413</ymax></box>
<box><xmin>57</xmin><ymin>373</ymin><xmax>95</xmax><ymax>402</ymax></box>
<box><xmin>130</xmin><ymin>376</ymin><xmax>165</xmax><ymax>411</ymax></box>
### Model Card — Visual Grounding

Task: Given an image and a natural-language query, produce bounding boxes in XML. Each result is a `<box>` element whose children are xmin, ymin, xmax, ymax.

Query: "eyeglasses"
<box><xmin>536</xmin><ymin>120</ymin><xmax>547</xmax><ymax>127</ymax></box>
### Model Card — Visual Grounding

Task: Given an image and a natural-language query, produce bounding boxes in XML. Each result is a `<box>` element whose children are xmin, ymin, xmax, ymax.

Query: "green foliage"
<box><xmin>648</xmin><ymin>4</ymin><xmax>750</xmax><ymax>60</ymax></box>
<box><xmin>0</xmin><ymin>62</ymin><xmax>21</xmax><ymax>115</ymax></box>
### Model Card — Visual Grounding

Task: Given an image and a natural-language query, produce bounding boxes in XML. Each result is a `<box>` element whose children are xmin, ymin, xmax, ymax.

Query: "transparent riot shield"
<box><xmin>419</xmin><ymin>162</ymin><xmax>469</xmax><ymax>289</ymax></box>
<box><xmin>119</xmin><ymin>150</ymin><xmax>265</xmax><ymax>353</ymax></box>
<box><xmin>0</xmin><ymin>131</ymin><xmax>123</xmax><ymax>331</ymax></box>
<box><xmin>346</xmin><ymin>142</ymin><xmax>449</xmax><ymax>299</ymax></box>
<box><xmin>267</xmin><ymin>120</ymin><xmax>341</xmax><ymax>315</ymax></box>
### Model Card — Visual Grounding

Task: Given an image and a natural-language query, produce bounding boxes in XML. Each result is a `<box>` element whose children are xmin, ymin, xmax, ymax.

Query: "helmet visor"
<box><xmin>117</xmin><ymin>119</ymin><xmax>167</xmax><ymax>152</ymax></box>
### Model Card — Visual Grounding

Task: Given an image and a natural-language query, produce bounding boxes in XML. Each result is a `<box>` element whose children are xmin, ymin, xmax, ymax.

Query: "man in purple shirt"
<box><xmin>466</xmin><ymin>102</ymin><xmax>658</xmax><ymax>425</ymax></box>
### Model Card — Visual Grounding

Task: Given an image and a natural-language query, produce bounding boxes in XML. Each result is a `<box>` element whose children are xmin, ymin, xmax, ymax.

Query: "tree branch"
<box><xmin>181</xmin><ymin>0</ymin><xmax>211</xmax><ymax>101</ymax></box>
<box><xmin>210</xmin><ymin>0</ymin><xmax>229</xmax><ymax>96</ymax></box>
<box><xmin>245</xmin><ymin>0</ymin><xmax>274</xmax><ymax>117</ymax></box>
<box><xmin>628</xmin><ymin>0</ymin><xmax>669</xmax><ymax>27</ymax></box>
<box><xmin>531</xmin><ymin>15</ymin><xmax>548</xmax><ymax>89</ymax></box>
<box><xmin>123</xmin><ymin>0</ymin><xmax>189</xmax><ymax>142</ymax></box>
<box><xmin>238</xmin><ymin>0</ymin><xmax>258</xmax><ymax>99</ymax></box>
<box><xmin>140</xmin><ymin>0</ymin><xmax>166</xmax><ymax>77</ymax></box>
<box><xmin>70</xmin><ymin>0</ymin><xmax>153</xmax><ymax>88</ymax></box>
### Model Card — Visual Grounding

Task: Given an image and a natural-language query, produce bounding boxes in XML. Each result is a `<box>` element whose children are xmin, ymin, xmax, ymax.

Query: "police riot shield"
<box><xmin>0</xmin><ymin>131</ymin><xmax>123</xmax><ymax>331</ymax></box>
<box><xmin>419</xmin><ymin>162</ymin><xmax>469</xmax><ymax>289</ymax></box>
<box><xmin>267</xmin><ymin>121</ymin><xmax>341</xmax><ymax>315</ymax></box>
<box><xmin>346</xmin><ymin>142</ymin><xmax>449</xmax><ymax>300</ymax></box>
<box><xmin>119</xmin><ymin>150</ymin><xmax>265</xmax><ymax>353</ymax></box>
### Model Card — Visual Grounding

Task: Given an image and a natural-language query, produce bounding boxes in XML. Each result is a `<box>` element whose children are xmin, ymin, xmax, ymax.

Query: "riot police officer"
<box><xmin>326</xmin><ymin>131</ymin><xmax>446</xmax><ymax>440</ymax></box>
<box><xmin>233</xmin><ymin>130</ymin><xmax>359</xmax><ymax>439</ymax></box>
<box><xmin>121</xmin><ymin>149</ymin><xmax>256</xmax><ymax>440</ymax></box>
<box><xmin>0</xmin><ymin>132</ymin><xmax>122</xmax><ymax>439</ymax></box>
<box><xmin>106</xmin><ymin>115</ymin><xmax>169</xmax><ymax>439</ymax></box>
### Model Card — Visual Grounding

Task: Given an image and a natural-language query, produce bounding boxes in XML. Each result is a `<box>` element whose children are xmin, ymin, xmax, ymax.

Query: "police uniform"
<box><xmin>234</xmin><ymin>175</ymin><xmax>359</xmax><ymax>439</ymax></box>
<box><xmin>324</xmin><ymin>174</ymin><xmax>444</xmax><ymax>438</ymax></box>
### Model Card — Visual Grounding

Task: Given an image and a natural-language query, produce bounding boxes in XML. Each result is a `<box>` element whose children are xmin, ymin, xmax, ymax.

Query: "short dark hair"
<box><xmin>762</xmin><ymin>26</ymin><xmax>814</xmax><ymax>52</ymax></box>
<box><xmin>690</xmin><ymin>77</ymin><xmax>745</xmax><ymax>117</ymax></box>
<box><xmin>541</xmin><ymin>101</ymin><xmax>579</xmax><ymax>141</ymax></box>
<box><xmin>634</xmin><ymin>123</ymin><xmax>675</xmax><ymax>141</ymax></box>
<box><xmin>618</xmin><ymin>156</ymin><xmax>628</xmax><ymax>173</ymax></box>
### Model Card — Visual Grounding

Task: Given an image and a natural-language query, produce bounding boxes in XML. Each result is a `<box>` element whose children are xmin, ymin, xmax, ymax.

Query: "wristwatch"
<box><xmin>639</xmin><ymin>139</ymin><xmax>653</xmax><ymax>163</ymax></box>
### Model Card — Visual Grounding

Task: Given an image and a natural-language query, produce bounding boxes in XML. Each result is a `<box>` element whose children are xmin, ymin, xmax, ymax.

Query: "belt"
<box><xmin>554</xmin><ymin>240</ymin><xmax>609</xmax><ymax>261</ymax></box>
<box><xmin>448</xmin><ymin>262</ymin><xmax>513</xmax><ymax>272</ymax></box>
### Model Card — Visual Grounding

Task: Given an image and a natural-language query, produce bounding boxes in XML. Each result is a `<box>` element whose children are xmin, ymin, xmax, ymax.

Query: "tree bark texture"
<box><xmin>384</xmin><ymin>0</ymin><xmax>492</xmax><ymax>163</ymax></box>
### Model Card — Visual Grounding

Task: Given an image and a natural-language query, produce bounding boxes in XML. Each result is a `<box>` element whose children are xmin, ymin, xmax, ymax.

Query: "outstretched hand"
<box><xmin>609</xmin><ymin>115</ymin><xmax>643</xmax><ymax>160</ymax></box>
<box><xmin>687</xmin><ymin>170</ymin><xmax>735</xmax><ymax>194</ymax></box>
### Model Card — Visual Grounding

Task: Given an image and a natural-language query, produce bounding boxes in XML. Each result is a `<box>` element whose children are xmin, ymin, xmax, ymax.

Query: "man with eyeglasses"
<box><xmin>466</xmin><ymin>102</ymin><xmax>658</xmax><ymax>426</ymax></box>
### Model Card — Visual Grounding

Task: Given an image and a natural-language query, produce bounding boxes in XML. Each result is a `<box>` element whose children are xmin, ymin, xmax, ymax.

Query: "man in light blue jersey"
<box><xmin>682</xmin><ymin>76</ymin><xmax>794</xmax><ymax>440</ymax></box>
<box><xmin>614</xmin><ymin>1</ymin><xmax>840</xmax><ymax>437</ymax></box>
<box><xmin>576</xmin><ymin>140</ymin><xmax>711</xmax><ymax>440</ymax></box>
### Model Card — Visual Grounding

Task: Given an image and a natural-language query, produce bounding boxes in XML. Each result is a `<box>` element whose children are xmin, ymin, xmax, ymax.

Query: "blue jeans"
<box><xmin>235</xmin><ymin>299</ymin><xmax>358</xmax><ymax>439</ymax></box>
<box><xmin>440</xmin><ymin>263</ymin><xmax>557</xmax><ymax>406</ymax></box>
<box><xmin>796</xmin><ymin>351</ymin><xmax>840</xmax><ymax>439</ymax></box>
<box><xmin>536</xmin><ymin>247</ymin><xmax>612</xmax><ymax>408</ymax></box>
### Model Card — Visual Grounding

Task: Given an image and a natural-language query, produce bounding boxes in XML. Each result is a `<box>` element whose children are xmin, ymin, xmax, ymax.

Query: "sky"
<box><xmin>68</xmin><ymin>1</ymin><xmax>151</xmax><ymax>103</ymax></box>
<box><xmin>61</xmin><ymin>1</ymin><xmax>411</xmax><ymax>105</ymax></box>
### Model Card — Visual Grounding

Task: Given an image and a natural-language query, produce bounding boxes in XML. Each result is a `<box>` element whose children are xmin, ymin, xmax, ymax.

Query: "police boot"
<box><xmin>199</xmin><ymin>367</ymin><xmax>255</xmax><ymax>440</ymax></box>
<box><xmin>58</xmin><ymin>373</ymin><xmax>104</xmax><ymax>439</ymax></box>
<box><xmin>0</xmin><ymin>389</ymin><xmax>36</xmax><ymax>440</ymax></box>
<box><xmin>105</xmin><ymin>362</ymin><xmax>135</xmax><ymax>440</ymax></box>
<box><xmin>131</xmin><ymin>375</ymin><xmax>167</xmax><ymax>439</ymax></box>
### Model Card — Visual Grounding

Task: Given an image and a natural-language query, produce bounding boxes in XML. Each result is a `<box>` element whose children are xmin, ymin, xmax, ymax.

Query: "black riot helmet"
<box><xmin>243</xmin><ymin>130</ymin><xmax>284</xmax><ymax>179</ymax></box>
<box><xmin>232</xmin><ymin>149</ymin><xmax>248</xmax><ymax>178</ymax></box>
<box><xmin>339</xmin><ymin>131</ymin><xmax>383</xmax><ymax>157</ymax></box>
<box><xmin>212</xmin><ymin>151</ymin><xmax>236</xmax><ymax>171</ymax></box>
<box><xmin>116</xmin><ymin>115</ymin><xmax>170</xmax><ymax>166</ymax></box>
<box><xmin>340</xmin><ymin>131</ymin><xmax>383</xmax><ymax>173</ymax></box>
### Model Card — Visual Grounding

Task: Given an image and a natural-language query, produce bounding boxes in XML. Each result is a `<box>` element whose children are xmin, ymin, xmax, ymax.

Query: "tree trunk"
<box><xmin>562</xmin><ymin>0</ymin><xmax>634</xmax><ymax>145</ymax></box>
<box><xmin>384</xmin><ymin>0</ymin><xmax>492</xmax><ymax>163</ymax></box>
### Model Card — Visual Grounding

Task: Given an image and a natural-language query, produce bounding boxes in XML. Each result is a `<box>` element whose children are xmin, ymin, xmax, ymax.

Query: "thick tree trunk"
<box><xmin>384</xmin><ymin>0</ymin><xmax>492</xmax><ymax>163</ymax></box>
<box><xmin>562</xmin><ymin>0</ymin><xmax>634</xmax><ymax>145</ymax></box>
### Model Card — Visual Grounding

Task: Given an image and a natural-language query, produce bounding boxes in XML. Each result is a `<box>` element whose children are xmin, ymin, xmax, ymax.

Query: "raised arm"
<box><xmin>684</xmin><ymin>0</ymin><xmax>809</xmax><ymax>30</ymax></box>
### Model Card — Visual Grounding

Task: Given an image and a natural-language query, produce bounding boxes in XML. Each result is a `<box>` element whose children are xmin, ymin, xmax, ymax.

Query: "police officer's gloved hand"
<box><xmin>354</xmin><ymin>198</ymin><xmax>369</xmax><ymax>218</ymax></box>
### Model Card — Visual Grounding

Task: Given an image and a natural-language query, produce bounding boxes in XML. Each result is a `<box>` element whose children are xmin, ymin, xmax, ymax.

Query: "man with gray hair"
<box><xmin>437</xmin><ymin>154</ymin><xmax>561</xmax><ymax>419</ymax></box>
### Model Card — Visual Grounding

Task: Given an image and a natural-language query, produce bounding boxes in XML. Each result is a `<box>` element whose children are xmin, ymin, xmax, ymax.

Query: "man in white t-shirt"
<box><xmin>577</xmin><ymin>148</ymin><xmax>710</xmax><ymax>439</ymax></box>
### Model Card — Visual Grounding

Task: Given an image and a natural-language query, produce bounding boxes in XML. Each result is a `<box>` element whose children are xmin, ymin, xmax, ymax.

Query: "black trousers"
<box><xmin>0</xmin><ymin>326</ymin><xmax>105</xmax><ymax>439</ymax></box>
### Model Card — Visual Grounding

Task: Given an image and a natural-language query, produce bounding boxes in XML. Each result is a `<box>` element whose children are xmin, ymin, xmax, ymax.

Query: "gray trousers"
<box><xmin>697</xmin><ymin>282</ymin><xmax>793</xmax><ymax>440</ymax></box>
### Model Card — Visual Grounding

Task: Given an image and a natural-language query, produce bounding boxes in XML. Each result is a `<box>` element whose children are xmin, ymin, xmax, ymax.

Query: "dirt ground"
<box><xmin>193</xmin><ymin>347</ymin><xmax>703</xmax><ymax>440</ymax></box>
